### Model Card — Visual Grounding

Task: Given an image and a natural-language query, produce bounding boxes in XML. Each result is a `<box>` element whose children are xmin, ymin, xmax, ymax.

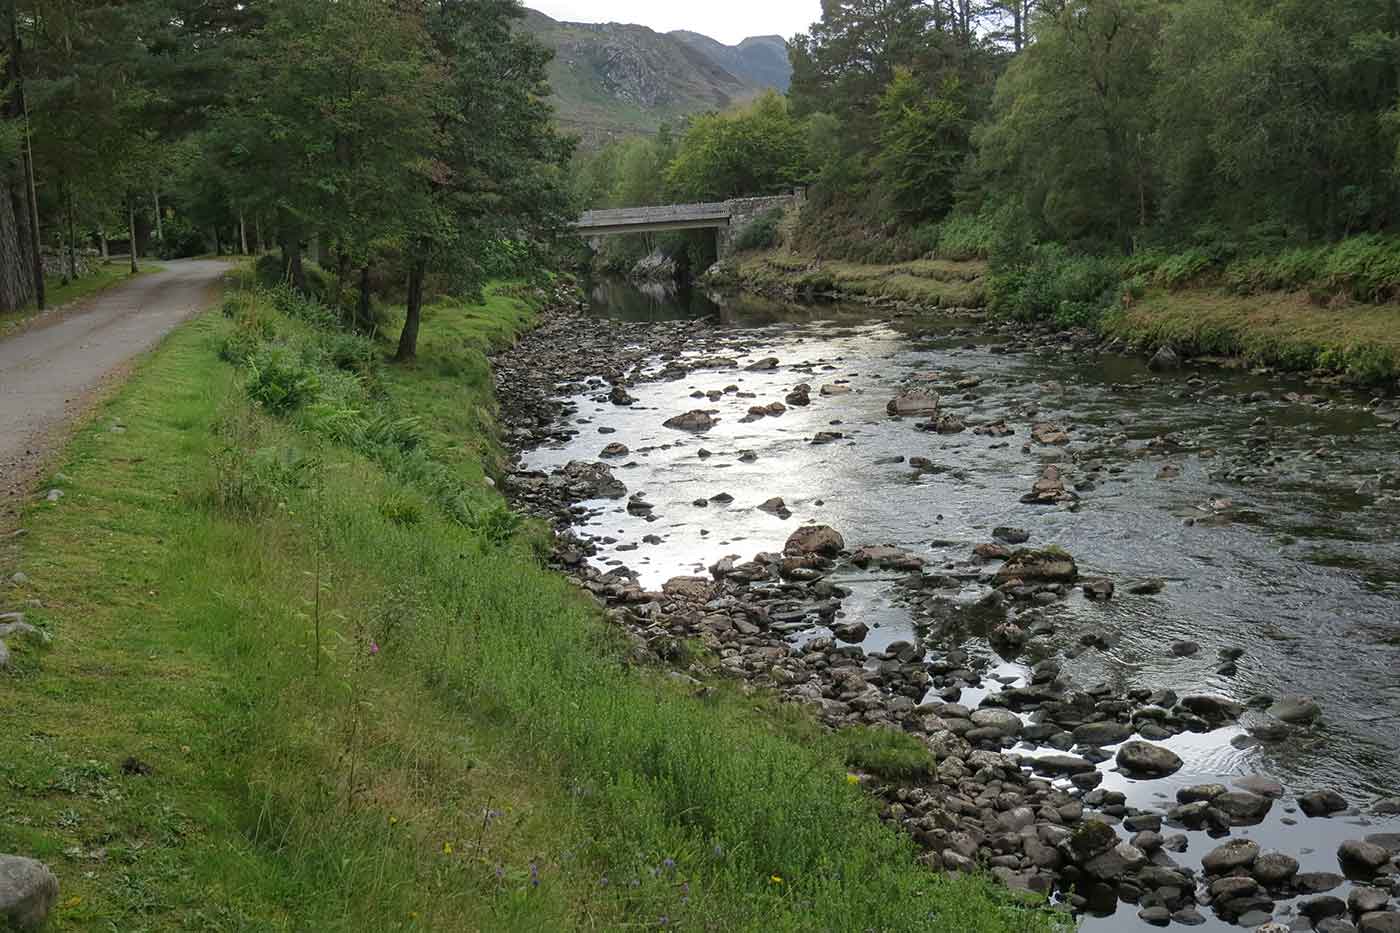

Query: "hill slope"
<box><xmin>670</xmin><ymin>31</ymin><xmax>792</xmax><ymax>91</ymax></box>
<box><xmin>522</xmin><ymin>10</ymin><xmax>790</xmax><ymax>146</ymax></box>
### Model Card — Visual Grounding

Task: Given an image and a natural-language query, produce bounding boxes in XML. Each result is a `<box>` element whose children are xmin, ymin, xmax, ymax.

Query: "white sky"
<box><xmin>527</xmin><ymin>1</ymin><xmax>821</xmax><ymax>45</ymax></box>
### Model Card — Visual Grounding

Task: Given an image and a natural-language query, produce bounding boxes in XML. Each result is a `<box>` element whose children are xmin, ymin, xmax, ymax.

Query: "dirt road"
<box><xmin>0</xmin><ymin>259</ymin><xmax>228</xmax><ymax>531</ymax></box>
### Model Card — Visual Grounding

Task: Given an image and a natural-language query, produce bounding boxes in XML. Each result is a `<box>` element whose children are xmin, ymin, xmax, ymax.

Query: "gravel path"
<box><xmin>1</xmin><ymin>258</ymin><xmax>228</xmax><ymax>531</ymax></box>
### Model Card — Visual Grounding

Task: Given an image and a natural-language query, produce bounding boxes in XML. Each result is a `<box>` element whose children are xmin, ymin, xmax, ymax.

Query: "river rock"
<box><xmin>1359</xmin><ymin>914</ymin><xmax>1400</xmax><ymax>933</ymax></box>
<box><xmin>1022</xmin><ymin>465</ymin><xmax>1074</xmax><ymax>505</ymax></box>
<box><xmin>1031</xmin><ymin>422</ymin><xmax>1070</xmax><ymax>445</ymax></box>
<box><xmin>0</xmin><ymin>855</ymin><xmax>59</xmax><ymax>930</ymax></box>
<box><xmin>886</xmin><ymin>390</ymin><xmax>940</xmax><ymax>416</ymax></box>
<box><xmin>1213</xmin><ymin>791</ymin><xmax>1273</xmax><ymax>824</ymax></box>
<box><xmin>1031</xmin><ymin>754</ymin><xmax>1097</xmax><ymax>776</ymax></box>
<box><xmin>832</xmin><ymin>621</ymin><xmax>869</xmax><ymax>644</ymax></box>
<box><xmin>1116</xmin><ymin>741</ymin><xmax>1183</xmax><ymax>777</ymax></box>
<box><xmin>971</xmin><ymin>708</ymin><xmax>1022</xmax><ymax>737</ymax></box>
<box><xmin>758</xmin><ymin>497</ymin><xmax>789</xmax><ymax>516</ymax></box>
<box><xmin>554</xmin><ymin>461</ymin><xmax>626</xmax><ymax>499</ymax></box>
<box><xmin>1177</xmin><ymin>783</ymin><xmax>1227</xmax><ymax>803</ymax></box>
<box><xmin>1073</xmin><ymin>721</ymin><xmax>1134</xmax><ymax>746</ymax></box>
<box><xmin>1085</xmin><ymin>841</ymin><xmax>1146</xmax><ymax>880</ymax></box>
<box><xmin>1294</xmin><ymin>872</ymin><xmax>1345</xmax><ymax>894</ymax></box>
<box><xmin>1177</xmin><ymin>694</ymin><xmax>1244</xmax><ymax>725</ymax></box>
<box><xmin>851</xmin><ymin>545</ymin><xmax>925</xmax><ymax>570</ymax></box>
<box><xmin>995</xmin><ymin>548</ymin><xmax>1078</xmax><ymax>583</ymax></box>
<box><xmin>663</xmin><ymin>410</ymin><xmax>716</xmax><ymax>431</ymax></box>
<box><xmin>1269</xmin><ymin>695</ymin><xmax>1322</xmax><ymax>725</ymax></box>
<box><xmin>820</xmin><ymin>384</ymin><xmax>850</xmax><ymax>396</ymax></box>
<box><xmin>993</xmin><ymin>527</ymin><xmax>1030</xmax><ymax>544</ymax></box>
<box><xmin>1350</xmin><ymin>887</ymin><xmax>1391</xmax><ymax>914</ymax></box>
<box><xmin>599</xmin><ymin>442</ymin><xmax>629</xmax><ymax>458</ymax></box>
<box><xmin>661</xmin><ymin>577</ymin><xmax>714</xmax><ymax>604</ymax></box>
<box><xmin>1149</xmin><ymin>345</ymin><xmax>1182</xmax><ymax>371</ymax></box>
<box><xmin>1234</xmin><ymin>775</ymin><xmax>1285</xmax><ymax>799</ymax></box>
<box><xmin>608</xmin><ymin>385</ymin><xmax>635</xmax><ymax>406</ymax></box>
<box><xmin>1252</xmin><ymin>852</ymin><xmax>1300</xmax><ymax>885</ymax></box>
<box><xmin>1300</xmin><ymin>789</ymin><xmax>1349</xmax><ymax>817</ymax></box>
<box><xmin>745</xmin><ymin>356</ymin><xmax>779</xmax><ymax>371</ymax></box>
<box><xmin>1202</xmin><ymin>839</ymin><xmax>1260</xmax><ymax>874</ymax></box>
<box><xmin>1375</xmin><ymin>798</ymin><xmax>1400</xmax><ymax>815</ymax></box>
<box><xmin>785</xmin><ymin>525</ymin><xmax>844</xmax><ymax>557</ymax></box>
<box><xmin>1339</xmin><ymin>840</ymin><xmax>1393</xmax><ymax>874</ymax></box>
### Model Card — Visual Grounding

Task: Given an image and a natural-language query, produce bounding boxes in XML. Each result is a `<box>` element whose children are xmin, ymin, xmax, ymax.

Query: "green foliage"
<box><xmin>876</xmin><ymin>71</ymin><xmax>970</xmax><ymax>222</ymax></box>
<box><xmin>664</xmin><ymin>92</ymin><xmax>814</xmax><ymax>202</ymax></box>
<box><xmin>731</xmin><ymin>208</ymin><xmax>785</xmax><ymax>253</ymax></box>
<box><xmin>157</xmin><ymin>217</ymin><xmax>209</xmax><ymax>260</ymax></box>
<box><xmin>244</xmin><ymin>344</ymin><xmax>322</xmax><ymax>414</ymax></box>
<box><xmin>833</xmin><ymin>726</ymin><xmax>937</xmax><ymax>780</ymax></box>
<box><xmin>989</xmin><ymin>244</ymin><xmax>1122</xmax><ymax>326</ymax></box>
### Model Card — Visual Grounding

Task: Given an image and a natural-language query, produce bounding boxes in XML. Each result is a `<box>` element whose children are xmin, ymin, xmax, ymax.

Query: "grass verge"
<box><xmin>719</xmin><ymin>250</ymin><xmax>989</xmax><ymax>308</ymax></box>
<box><xmin>0</xmin><ymin>276</ymin><xmax>1061</xmax><ymax>931</ymax></box>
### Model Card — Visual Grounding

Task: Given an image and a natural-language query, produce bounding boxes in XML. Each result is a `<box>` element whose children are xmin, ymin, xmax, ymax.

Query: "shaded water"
<box><xmin>528</xmin><ymin>279</ymin><xmax>1400</xmax><ymax>930</ymax></box>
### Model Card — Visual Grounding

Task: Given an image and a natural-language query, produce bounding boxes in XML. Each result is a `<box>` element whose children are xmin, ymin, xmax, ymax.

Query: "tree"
<box><xmin>664</xmin><ymin>92</ymin><xmax>813</xmax><ymax>203</ymax></box>
<box><xmin>394</xmin><ymin>0</ymin><xmax>574</xmax><ymax>361</ymax></box>
<box><xmin>876</xmin><ymin>68</ymin><xmax>969</xmax><ymax>220</ymax></box>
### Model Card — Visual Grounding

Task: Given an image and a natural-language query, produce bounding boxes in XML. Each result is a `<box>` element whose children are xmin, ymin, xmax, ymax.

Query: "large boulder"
<box><xmin>1148</xmin><ymin>345</ymin><xmax>1181</xmax><ymax>371</ymax></box>
<box><xmin>0</xmin><ymin>855</ymin><xmax>59</xmax><ymax>930</ymax></box>
<box><xmin>1115</xmin><ymin>740</ymin><xmax>1183</xmax><ymax>777</ymax></box>
<box><xmin>886</xmin><ymin>390</ymin><xmax>940</xmax><ymax>416</ymax></box>
<box><xmin>1202</xmin><ymin>839</ymin><xmax>1260</xmax><ymax>874</ymax></box>
<box><xmin>663</xmin><ymin>410</ymin><xmax>717</xmax><ymax>432</ymax></box>
<box><xmin>785</xmin><ymin>525</ymin><xmax>845</xmax><ymax>557</ymax></box>
<box><xmin>1269</xmin><ymin>695</ymin><xmax>1321</xmax><ymax>725</ymax></box>
<box><xmin>995</xmin><ymin>548</ymin><xmax>1079</xmax><ymax>583</ymax></box>
<box><xmin>553</xmin><ymin>461</ymin><xmax>626</xmax><ymax>500</ymax></box>
<box><xmin>661</xmin><ymin>577</ymin><xmax>715</xmax><ymax>604</ymax></box>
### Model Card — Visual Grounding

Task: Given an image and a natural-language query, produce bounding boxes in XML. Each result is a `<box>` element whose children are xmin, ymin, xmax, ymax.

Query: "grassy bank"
<box><xmin>717</xmin><ymin>242</ymin><xmax>1400</xmax><ymax>384</ymax></box>
<box><xmin>0</xmin><ymin>274</ymin><xmax>1060</xmax><ymax>931</ymax></box>
<box><xmin>0</xmin><ymin>264</ymin><xmax>154</xmax><ymax>336</ymax></box>
<box><xmin>716</xmin><ymin>251</ymin><xmax>989</xmax><ymax>309</ymax></box>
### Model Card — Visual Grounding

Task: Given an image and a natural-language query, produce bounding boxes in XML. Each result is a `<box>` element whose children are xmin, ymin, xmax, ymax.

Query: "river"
<box><xmin>522</xmin><ymin>278</ymin><xmax>1400</xmax><ymax>930</ymax></box>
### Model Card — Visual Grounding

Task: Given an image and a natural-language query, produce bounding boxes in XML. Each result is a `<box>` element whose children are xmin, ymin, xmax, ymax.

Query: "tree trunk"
<box><xmin>213</xmin><ymin>226</ymin><xmax>221</xmax><ymax>256</ymax></box>
<box><xmin>356</xmin><ymin>264</ymin><xmax>371</xmax><ymax>331</ymax></box>
<box><xmin>239</xmin><ymin>211</ymin><xmax>248</xmax><ymax>254</ymax></box>
<box><xmin>287</xmin><ymin>241</ymin><xmax>306</xmax><ymax>292</ymax></box>
<box><xmin>100</xmin><ymin>231</ymin><xmax>108</xmax><ymax>260</ymax></box>
<box><xmin>152</xmin><ymin>188</ymin><xmax>163</xmax><ymax>241</ymax></box>
<box><xmin>67</xmin><ymin>186</ymin><xmax>79</xmax><ymax>281</ymax></box>
<box><xmin>128</xmin><ymin>198</ymin><xmax>139</xmax><ymax>274</ymax></box>
<box><xmin>6</xmin><ymin>2</ymin><xmax>41</xmax><ymax>310</ymax></box>
<box><xmin>254</xmin><ymin>215</ymin><xmax>263</xmax><ymax>254</ymax></box>
<box><xmin>395</xmin><ymin>257</ymin><xmax>427</xmax><ymax>361</ymax></box>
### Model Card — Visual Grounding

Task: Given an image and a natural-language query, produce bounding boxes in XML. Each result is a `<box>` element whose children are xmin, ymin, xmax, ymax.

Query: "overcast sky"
<box><xmin>527</xmin><ymin>1</ymin><xmax>821</xmax><ymax>45</ymax></box>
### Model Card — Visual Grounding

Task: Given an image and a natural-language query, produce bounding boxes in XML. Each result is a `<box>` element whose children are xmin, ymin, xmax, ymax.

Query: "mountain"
<box><xmin>669</xmin><ymin>32</ymin><xmax>792</xmax><ymax>92</ymax></box>
<box><xmin>521</xmin><ymin>10</ymin><xmax>792</xmax><ymax>147</ymax></box>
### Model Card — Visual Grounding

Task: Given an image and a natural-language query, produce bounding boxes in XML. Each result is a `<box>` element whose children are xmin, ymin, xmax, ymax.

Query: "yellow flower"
<box><xmin>769</xmin><ymin>874</ymin><xmax>783</xmax><ymax>885</ymax></box>
<box><xmin>845</xmin><ymin>774</ymin><xmax>860</xmax><ymax>785</ymax></box>
<box><xmin>389</xmin><ymin>816</ymin><xmax>398</xmax><ymax>826</ymax></box>
<box><xmin>408</xmin><ymin>911</ymin><xmax>419</xmax><ymax>921</ymax></box>
<box><xmin>443</xmin><ymin>842</ymin><xmax>453</xmax><ymax>855</ymax></box>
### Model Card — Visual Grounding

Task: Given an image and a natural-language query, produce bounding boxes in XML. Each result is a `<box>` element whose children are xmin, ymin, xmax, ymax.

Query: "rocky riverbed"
<box><xmin>493</xmin><ymin>280</ymin><xmax>1400</xmax><ymax>931</ymax></box>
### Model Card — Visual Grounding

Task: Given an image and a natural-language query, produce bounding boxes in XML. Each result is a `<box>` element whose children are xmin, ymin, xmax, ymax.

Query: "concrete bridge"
<box><xmin>572</xmin><ymin>192</ymin><xmax>802</xmax><ymax>258</ymax></box>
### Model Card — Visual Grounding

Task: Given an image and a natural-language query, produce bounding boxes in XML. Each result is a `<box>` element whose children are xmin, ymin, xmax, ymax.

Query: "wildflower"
<box><xmin>659</xmin><ymin>917</ymin><xmax>669</xmax><ymax>927</ymax></box>
<box><xmin>846</xmin><ymin>773</ymin><xmax>860</xmax><ymax>785</ymax></box>
<box><xmin>443</xmin><ymin>842</ymin><xmax>453</xmax><ymax>855</ymax></box>
<box><xmin>769</xmin><ymin>874</ymin><xmax>783</xmax><ymax>885</ymax></box>
<box><xmin>369</xmin><ymin>640</ymin><xmax>380</xmax><ymax>656</ymax></box>
<box><xmin>600</xmin><ymin>877</ymin><xmax>610</xmax><ymax>888</ymax></box>
<box><xmin>408</xmin><ymin>911</ymin><xmax>418</xmax><ymax>921</ymax></box>
<box><xmin>662</xmin><ymin>857</ymin><xmax>676</xmax><ymax>871</ymax></box>
<box><xmin>388</xmin><ymin>816</ymin><xmax>398</xmax><ymax>826</ymax></box>
<box><xmin>530</xmin><ymin>862</ymin><xmax>540</xmax><ymax>888</ymax></box>
<box><xmin>713</xmin><ymin>845</ymin><xmax>724</xmax><ymax>858</ymax></box>
<box><xmin>495</xmin><ymin>865</ymin><xmax>505</xmax><ymax>881</ymax></box>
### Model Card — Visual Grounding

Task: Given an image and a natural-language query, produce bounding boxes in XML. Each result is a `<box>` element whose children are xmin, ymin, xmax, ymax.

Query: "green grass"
<box><xmin>0</xmin><ymin>264</ymin><xmax>154</xmax><ymax>336</ymax></box>
<box><xmin>725</xmin><ymin>251</ymin><xmax>989</xmax><ymax>308</ymax></box>
<box><xmin>1105</xmin><ymin>288</ymin><xmax>1400</xmax><ymax>382</ymax></box>
<box><xmin>0</xmin><ymin>277</ymin><xmax>1062</xmax><ymax>931</ymax></box>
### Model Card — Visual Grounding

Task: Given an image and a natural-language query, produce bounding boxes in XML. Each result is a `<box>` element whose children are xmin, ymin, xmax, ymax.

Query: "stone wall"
<box><xmin>716</xmin><ymin>191</ymin><xmax>804</xmax><ymax>259</ymax></box>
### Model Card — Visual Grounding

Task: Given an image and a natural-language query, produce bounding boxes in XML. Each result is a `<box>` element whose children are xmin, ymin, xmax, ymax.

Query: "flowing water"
<box><xmin>525</xmin><ymin>279</ymin><xmax>1400</xmax><ymax>930</ymax></box>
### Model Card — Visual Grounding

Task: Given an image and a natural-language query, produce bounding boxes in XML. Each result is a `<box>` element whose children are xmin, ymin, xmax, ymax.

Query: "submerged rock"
<box><xmin>886</xmin><ymin>390</ymin><xmax>940</xmax><ymax>416</ymax></box>
<box><xmin>995</xmin><ymin>548</ymin><xmax>1079</xmax><ymax>583</ymax></box>
<box><xmin>1149</xmin><ymin>345</ymin><xmax>1182</xmax><ymax>371</ymax></box>
<box><xmin>663</xmin><ymin>410</ymin><xmax>716</xmax><ymax>432</ymax></box>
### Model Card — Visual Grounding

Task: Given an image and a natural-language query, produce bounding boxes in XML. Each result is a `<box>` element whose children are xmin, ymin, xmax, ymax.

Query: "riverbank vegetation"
<box><xmin>0</xmin><ymin>274</ymin><xmax>1063</xmax><ymax>931</ymax></box>
<box><xmin>576</xmin><ymin>0</ymin><xmax>1400</xmax><ymax>381</ymax></box>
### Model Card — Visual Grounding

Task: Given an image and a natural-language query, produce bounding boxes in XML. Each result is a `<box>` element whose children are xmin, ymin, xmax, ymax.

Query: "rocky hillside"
<box><xmin>670</xmin><ymin>32</ymin><xmax>792</xmax><ymax>92</ymax></box>
<box><xmin>522</xmin><ymin>10</ymin><xmax>792</xmax><ymax>146</ymax></box>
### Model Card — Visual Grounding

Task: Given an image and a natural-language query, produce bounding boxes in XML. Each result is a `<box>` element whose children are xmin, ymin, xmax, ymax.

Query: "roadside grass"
<box><xmin>1105</xmin><ymin>289</ymin><xmax>1400</xmax><ymax>382</ymax></box>
<box><xmin>0</xmin><ymin>264</ymin><xmax>158</xmax><ymax>337</ymax></box>
<box><xmin>0</xmin><ymin>280</ymin><xmax>1064</xmax><ymax>932</ymax></box>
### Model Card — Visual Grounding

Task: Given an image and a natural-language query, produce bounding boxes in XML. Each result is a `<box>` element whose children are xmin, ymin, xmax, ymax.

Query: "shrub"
<box><xmin>245</xmin><ymin>345</ymin><xmax>321</xmax><ymax>414</ymax></box>
<box><xmin>989</xmin><ymin>244</ymin><xmax>1120</xmax><ymax>326</ymax></box>
<box><xmin>157</xmin><ymin>218</ymin><xmax>208</xmax><ymax>260</ymax></box>
<box><xmin>731</xmin><ymin>207</ymin><xmax>785</xmax><ymax>253</ymax></box>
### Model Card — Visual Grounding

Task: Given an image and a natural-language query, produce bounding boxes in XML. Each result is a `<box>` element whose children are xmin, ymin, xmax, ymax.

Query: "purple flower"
<box><xmin>369</xmin><ymin>640</ymin><xmax>380</xmax><ymax>656</ymax></box>
<box><xmin>600</xmin><ymin>877</ymin><xmax>610</xmax><ymax>888</ymax></box>
<box><xmin>662</xmin><ymin>858</ymin><xmax>675</xmax><ymax>871</ymax></box>
<box><xmin>659</xmin><ymin>917</ymin><xmax>669</xmax><ymax>927</ymax></box>
<box><xmin>494</xmin><ymin>865</ymin><xmax>505</xmax><ymax>880</ymax></box>
<box><xmin>529</xmin><ymin>862</ymin><xmax>540</xmax><ymax>887</ymax></box>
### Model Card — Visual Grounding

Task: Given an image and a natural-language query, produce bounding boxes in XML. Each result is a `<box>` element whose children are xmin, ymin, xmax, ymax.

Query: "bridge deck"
<box><xmin>574</xmin><ymin>203</ymin><xmax>731</xmax><ymax>236</ymax></box>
